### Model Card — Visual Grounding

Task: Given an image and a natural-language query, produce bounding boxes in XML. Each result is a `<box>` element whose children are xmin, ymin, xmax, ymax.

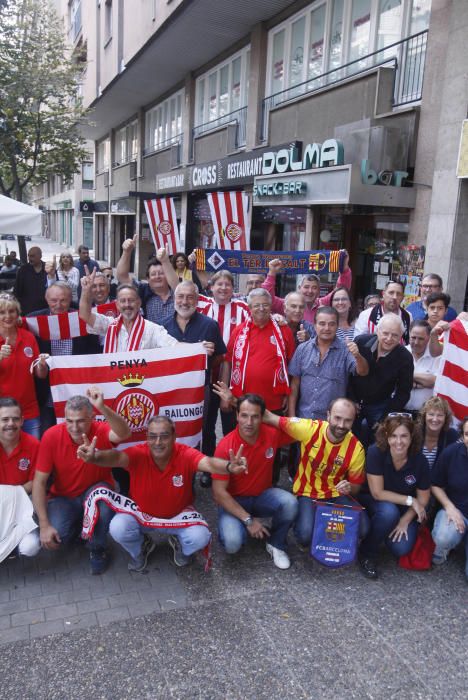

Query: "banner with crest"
<box><xmin>46</xmin><ymin>344</ymin><xmax>207</xmax><ymax>448</ymax></box>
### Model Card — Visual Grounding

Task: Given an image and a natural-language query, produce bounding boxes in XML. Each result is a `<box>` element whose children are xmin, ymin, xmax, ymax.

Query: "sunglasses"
<box><xmin>387</xmin><ymin>412</ymin><xmax>413</xmax><ymax>420</ymax></box>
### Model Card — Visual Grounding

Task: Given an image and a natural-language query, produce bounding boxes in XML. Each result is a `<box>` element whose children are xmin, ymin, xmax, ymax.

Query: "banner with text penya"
<box><xmin>310</xmin><ymin>501</ymin><xmax>363</xmax><ymax>568</ymax></box>
<box><xmin>195</xmin><ymin>249</ymin><xmax>344</xmax><ymax>275</ymax></box>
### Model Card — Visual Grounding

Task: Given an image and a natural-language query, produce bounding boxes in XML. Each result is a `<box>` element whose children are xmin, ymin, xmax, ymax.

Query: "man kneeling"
<box><xmin>213</xmin><ymin>394</ymin><xmax>298</xmax><ymax>570</ymax></box>
<box><xmin>78</xmin><ymin>415</ymin><xmax>247</xmax><ymax>572</ymax></box>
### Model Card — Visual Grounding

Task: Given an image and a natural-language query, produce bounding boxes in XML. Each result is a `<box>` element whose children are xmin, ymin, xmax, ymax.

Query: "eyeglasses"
<box><xmin>421</xmin><ymin>284</ymin><xmax>440</xmax><ymax>290</ymax></box>
<box><xmin>387</xmin><ymin>412</ymin><xmax>413</xmax><ymax>419</ymax></box>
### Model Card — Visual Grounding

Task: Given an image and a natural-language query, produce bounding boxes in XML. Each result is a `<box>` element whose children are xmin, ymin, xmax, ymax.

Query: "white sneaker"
<box><xmin>266</xmin><ymin>543</ymin><xmax>291</xmax><ymax>570</ymax></box>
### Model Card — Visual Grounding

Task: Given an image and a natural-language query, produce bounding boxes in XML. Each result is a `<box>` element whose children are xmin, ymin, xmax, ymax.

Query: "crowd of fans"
<box><xmin>0</xmin><ymin>241</ymin><xmax>466</xmax><ymax>584</ymax></box>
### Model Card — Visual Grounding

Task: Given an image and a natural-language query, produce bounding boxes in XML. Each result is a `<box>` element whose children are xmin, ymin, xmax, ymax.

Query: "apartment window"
<box><xmin>114</xmin><ymin>121</ymin><xmax>138</xmax><ymax>166</ymax></box>
<box><xmin>195</xmin><ymin>46</ymin><xmax>250</xmax><ymax>125</ymax></box>
<box><xmin>82</xmin><ymin>162</ymin><xmax>94</xmax><ymax>189</ymax></box>
<box><xmin>69</xmin><ymin>0</ymin><xmax>82</xmax><ymax>42</ymax></box>
<box><xmin>144</xmin><ymin>90</ymin><xmax>183</xmax><ymax>154</ymax></box>
<box><xmin>266</xmin><ymin>0</ymin><xmax>431</xmax><ymax>95</ymax></box>
<box><xmin>96</xmin><ymin>138</ymin><xmax>110</xmax><ymax>173</ymax></box>
<box><xmin>104</xmin><ymin>0</ymin><xmax>112</xmax><ymax>44</ymax></box>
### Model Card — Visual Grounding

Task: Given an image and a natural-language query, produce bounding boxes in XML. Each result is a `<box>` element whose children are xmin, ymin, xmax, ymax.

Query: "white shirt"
<box><xmin>405</xmin><ymin>343</ymin><xmax>441</xmax><ymax>411</ymax></box>
<box><xmin>88</xmin><ymin>313</ymin><xmax>178</xmax><ymax>351</ymax></box>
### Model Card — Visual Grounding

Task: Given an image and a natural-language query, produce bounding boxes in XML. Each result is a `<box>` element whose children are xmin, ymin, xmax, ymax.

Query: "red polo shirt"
<box><xmin>226</xmin><ymin>321</ymin><xmax>295</xmax><ymax>411</ymax></box>
<box><xmin>0</xmin><ymin>327</ymin><xmax>40</xmax><ymax>419</ymax></box>
<box><xmin>213</xmin><ymin>425</ymin><xmax>293</xmax><ymax>497</ymax></box>
<box><xmin>0</xmin><ymin>431</ymin><xmax>39</xmax><ymax>485</ymax></box>
<box><xmin>123</xmin><ymin>442</ymin><xmax>204</xmax><ymax>518</ymax></box>
<box><xmin>36</xmin><ymin>421</ymin><xmax>115</xmax><ymax>498</ymax></box>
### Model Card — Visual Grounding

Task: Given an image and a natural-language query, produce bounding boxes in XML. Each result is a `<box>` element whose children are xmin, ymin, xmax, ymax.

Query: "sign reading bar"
<box><xmin>194</xmin><ymin>249</ymin><xmax>344</xmax><ymax>275</ymax></box>
<box><xmin>253</xmin><ymin>181</ymin><xmax>306</xmax><ymax>197</ymax></box>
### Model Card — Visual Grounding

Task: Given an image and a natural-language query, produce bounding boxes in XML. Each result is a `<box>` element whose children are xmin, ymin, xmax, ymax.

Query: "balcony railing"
<box><xmin>191</xmin><ymin>105</ymin><xmax>247</xmax><ymax>159</ymax></box>
<box><xmin>261</xmin><ymin>30</ymin><xmax>428</xmax><ymax>141</ymax></box>
<box><xmin>143</xmin><ymin>133</ymin><xmax>183</xmax><ymax>157</ymax></box>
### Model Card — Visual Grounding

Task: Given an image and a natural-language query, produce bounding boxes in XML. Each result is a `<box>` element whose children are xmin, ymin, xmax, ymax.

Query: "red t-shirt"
<box><xmin>227</xmin><ymin>321</ymin><xmax>295</xmax><ymax>411</ymax></box>
<box><xmin>36</xmin><ymin>421</ymin><xmax>114</xmax><ymax>498</ymax></box>
<box><xmin>0</xmin><ymin>431</ymin><xmax>39</xmax><ymax>485</ymax></box>
<box><xmin>123</xmin><ymin>442</ymin><xmax>204</xmax><ymax>518</ymax></box>
<box><xmin>0</xmin><ymin>327</ymin><xmax>40</xmax><ymax>419</ymax></box>
<box><xmin>213</xmin><ymin>425</ymin><xmax>293</xmax><ymax>497</ymax></box>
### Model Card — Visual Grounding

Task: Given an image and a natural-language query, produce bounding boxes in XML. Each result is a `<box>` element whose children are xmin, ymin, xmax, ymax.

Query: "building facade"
<box><xmin>73</xmin><ymin>0</ymin><xmax>466</xmax><ymax>308</ymax></box>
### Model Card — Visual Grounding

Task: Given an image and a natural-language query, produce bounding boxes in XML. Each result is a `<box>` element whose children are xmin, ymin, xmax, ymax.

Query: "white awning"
<box><xmin>0</xmin><ymin>195</ymin><xmax>42</xmax><ymax>236</ymax></box>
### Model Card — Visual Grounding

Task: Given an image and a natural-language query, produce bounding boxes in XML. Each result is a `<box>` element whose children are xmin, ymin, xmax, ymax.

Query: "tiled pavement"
<box><xmin>1</xmin><ymin>481</ymin><xmax>467</xmax><ymax>699</ymax></box>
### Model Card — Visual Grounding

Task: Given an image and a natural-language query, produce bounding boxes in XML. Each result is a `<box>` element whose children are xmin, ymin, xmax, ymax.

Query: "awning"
<box><xmin>0</xmin><ymin>195</ymin><xmax>43</xmax><ymax>236</ymax></box>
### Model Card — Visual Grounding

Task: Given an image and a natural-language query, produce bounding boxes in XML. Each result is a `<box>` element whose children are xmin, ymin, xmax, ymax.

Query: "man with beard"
<box><xmin>262</xmin><ymin>398</ymin><xmax>367</xmax><ymax>548</ymax></box>
<box><xmin>354</xmin><ymin>280</ymin><xmax>412</xmax><ymax>344</ymax></box>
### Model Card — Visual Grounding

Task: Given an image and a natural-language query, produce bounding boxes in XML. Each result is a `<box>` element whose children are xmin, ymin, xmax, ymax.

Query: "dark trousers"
<box><xmin>202</xmin><ymin>388</ymin><xmax>236</xmax><ymax>456</ymax></box>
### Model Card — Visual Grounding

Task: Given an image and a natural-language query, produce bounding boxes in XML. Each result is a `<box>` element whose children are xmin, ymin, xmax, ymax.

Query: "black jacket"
<box><xmin>348</xmin><ymin>333</ymin><xmax>414</xmax><ymax>410</ymax></box>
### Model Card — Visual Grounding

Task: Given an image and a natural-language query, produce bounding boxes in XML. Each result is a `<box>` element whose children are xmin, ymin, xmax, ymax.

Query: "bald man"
<box><xmin>13</xmin><ymin>247</ymin><xmax>53</xmax><ymax>314</ymax></box>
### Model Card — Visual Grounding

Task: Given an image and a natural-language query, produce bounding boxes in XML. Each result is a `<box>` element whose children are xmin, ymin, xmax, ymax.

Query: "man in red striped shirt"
<box><xmin>263</xmin><ymin>398</ymin><xmax>368</xmax><ymax>547</ymax></box>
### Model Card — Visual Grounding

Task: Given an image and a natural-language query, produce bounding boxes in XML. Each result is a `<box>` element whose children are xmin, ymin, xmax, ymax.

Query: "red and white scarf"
<box><xmin>22</xmin><ymin>302</ymin><xmax>118</xmax><ymax>341</ymax></box>
<box><xmin>82</xmin><ymin>486</ymin><xmax>212</xmax><ymax>571</ymax></box>
<box><xmin>103</xmin><ymin>313</ymin><xmax>145</xmax><ymax>353</ymax></box>
<box><xmin>230</xmin><ymin>317</ymin><xmax>290</xmax><ymax>397</ymax></box>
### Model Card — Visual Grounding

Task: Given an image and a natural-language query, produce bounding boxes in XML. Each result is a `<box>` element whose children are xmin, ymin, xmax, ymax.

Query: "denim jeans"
<box><xmin>22</xmin><ymin>416</ymin><xmax>41</xmax><ymax>440</ymax></box>
<box><xmin>353</xmin><ymin>400</ymin><xmax>389</xmax><ymax>449</ymax></box>
<box><xmin>109</xmin><ymin>513</ymin><xmax>211</xmax><ymax>560</ymax></box>
<box><xmin>432</xmin><ymin>509</ymin><xmax>468</xmax><ymax>577</ymax></box>
<box><xmin>358</xmin><ymin>494</ymin><xmax>418</xmax><ymax>558</ymax></box>
<box><xmin>47</xmin><ymin>481</ymin><xmax>113</xmax><ymax>551</ymax></box>
<box><xmin>294</xmin><ymin>495</ymin><xmax>370</xmax><ymax>546</ymax></box>
<box><xmin>217</xmin><ymin>487</ymin><xmax>298</xmax><ymax>553</ymax></box>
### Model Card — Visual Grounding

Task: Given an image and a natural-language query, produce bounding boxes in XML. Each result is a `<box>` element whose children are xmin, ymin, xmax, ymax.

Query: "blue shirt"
<box><xmin>288</xmin><ymin>335</ymin><xmax>356</xmax><ymax>420</ymax></box>
<box><xmin>163</xmin><ymin>311</ymin><xmax>226</xmax><ymax>381</ymax></box>
<box><xmin>74</xmin><ymin>259</ymin><xmax>100</xmax><ymax>278</ymax></box>
<box><xmin>406</xmin><ymin>299</ymin><xmax>457</xmax><ymax>322</ymax></box>
<box><xmin>138</xmin><ymin>283</ymin><xmax>175</xmax><ymax>324</ymax></box>
<box><xmin>365</xmin><ymin>445</ymin><xmax>431</xmax><ymax>495</ymax></box>
<box><xmin>431</xmin><ymin>441</ymin><xmax>468</xmax><ymax>518</ymax></box>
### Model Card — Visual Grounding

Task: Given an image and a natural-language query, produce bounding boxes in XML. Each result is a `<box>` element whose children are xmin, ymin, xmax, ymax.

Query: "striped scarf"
<box><xmin>103</xmin><ymin>313</ymin><xmax>145</xmax><ymax>353</ymax></box>
<box><xmin>230</xmin><ymin>317</ymin><xmax>290</xmax><ymax>397</ymax></box>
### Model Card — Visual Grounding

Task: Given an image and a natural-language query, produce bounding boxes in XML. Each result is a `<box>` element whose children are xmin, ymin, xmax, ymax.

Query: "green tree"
<box><xmin>0</xmin><ymin>0</ymin><xmax>87</xmax><ymax>201</ymax></box>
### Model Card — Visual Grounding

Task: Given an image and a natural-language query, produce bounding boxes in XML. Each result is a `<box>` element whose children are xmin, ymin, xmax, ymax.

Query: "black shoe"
<box><xmin>358</xmin><ymin>554</ymin><xmax>378</xmax><ymax>580</ymax></box>
<box><xmin>89</xmin><ymin>548</ymin><xmax>109</xmax><ymax>575</ymax></box>
<box><xmin>200</xmin><ymin>473</ymin><xmax>212</xmax><ymax>488</ymax></box>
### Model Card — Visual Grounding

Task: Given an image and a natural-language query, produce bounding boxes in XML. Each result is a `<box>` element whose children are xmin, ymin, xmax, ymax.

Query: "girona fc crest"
<box><xmin>225</xmin><ymin>222</ymin><xmax>243</xmax><ymax>243</ymax></box>
<box><xmin>158</xmin><ymin>220</ymin><xmax>172</xmax><ymax>237</ymax></box>
<box><xmin>113</xmin><ymin>389</ymin><xmax>158</xmax><ymax>433</ymax></box>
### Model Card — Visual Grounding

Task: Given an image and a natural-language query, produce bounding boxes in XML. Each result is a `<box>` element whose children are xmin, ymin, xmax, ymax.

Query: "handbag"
<box><xmin>398</xmin><ymin>525</ymin><xmax>435</xmax><ymax>570</ymax></box>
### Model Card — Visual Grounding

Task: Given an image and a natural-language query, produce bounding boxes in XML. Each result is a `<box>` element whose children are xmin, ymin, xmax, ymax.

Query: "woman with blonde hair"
<box><xmin>357</xmin><ymin>413</ymin><xmax>430</xmax><ymax>579</ymax></box>
<box><xmin>417</xmin><ymin>396</ymin><xmax>459</xmax><ymax>470</ymax></box>
<box><xmin>56</xmin><ymin>252</ymin><xmax>80</xmax><ymax>303</ymax></box>
<box><xmin>0</xmin><ymin>293</ymin><xmax>48</xmax><ymax>438</ymax></box>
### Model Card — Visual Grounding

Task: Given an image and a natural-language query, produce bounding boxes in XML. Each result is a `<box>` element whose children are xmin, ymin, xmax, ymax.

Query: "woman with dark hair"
<box><xmin>358</xmin><ymin>414</ymin><xmax>431</xmax><ymax>579</ymax></box>
<box><xmin>431</xmin><ymin>417</ymin><xmax>468</xmax><ymax>581</ymax></box>
<box><xmin>417</xmin><ymin>396</ymin><xmax>459</xmax><ymax>470</ymax></box>
<box><xmin>330</xmin><ymin>286</ymin><xmax>357</xmax><ymax>342</ymax></box>
<box><xmin>171</xmin><ymin>251</ymin><xmax>203</xmax><ymax>291</ymax></box>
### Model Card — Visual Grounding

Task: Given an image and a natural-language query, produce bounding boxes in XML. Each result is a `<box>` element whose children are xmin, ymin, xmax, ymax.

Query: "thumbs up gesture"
<box><xmin>77</xmin><ymin>434</ymin><xmax>98</xmax><ymax>462</ymax></box>
<box><xmin>296</xmin><ymin>323</ymin><xmax>309</xmax><ymax>344</ymax></box>
<box><xmin>0</xmin><ymin>337</ymin><xmax>12</xmax><ymax>359</ymax></box>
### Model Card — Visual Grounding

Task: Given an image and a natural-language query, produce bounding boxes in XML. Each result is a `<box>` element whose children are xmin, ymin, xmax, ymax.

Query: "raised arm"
<box><xmin>79</xmin><ymin>267</ymin><xmax>98</xmax><ymax>326</ymax></box>
<box><xmin>86</xmin><ymin>386</ymin><xmax>131</xmax><ymax>443</ymax></box>
<box><xmin>261</xmin><ymin>259</ymin><xmax>286</xmax><ymax>314</ymax></box>
<box><xmin>77</xmin><ymin>433</ymin><xmax>130</xmax><ymax>468</ymax></box>
<box><xmin>320</xmin><ymin>250</ymin><xmax>352</xmax><ymax>305</ymax></box>
<box><xmin>116</xmin><ymin>234</ymin><xmax>138</xmax><ymax>285</ymax></box>
<box><xmin>156</xmin><ymin>245</ymin><xmax>179</xmax><ymax>290</ymax></box>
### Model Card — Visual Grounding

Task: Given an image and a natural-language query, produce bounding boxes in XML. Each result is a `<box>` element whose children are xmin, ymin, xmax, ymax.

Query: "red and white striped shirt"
<box><xmin>197</xmin><ymin>295</ymin><xmax>250</xmax><ymax>345</ymax></box>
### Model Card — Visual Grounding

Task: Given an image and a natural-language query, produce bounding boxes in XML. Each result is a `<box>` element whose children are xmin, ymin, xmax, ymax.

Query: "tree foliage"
<box><xmin>0</xmin><ymin>0</ymin><xmax>88</xmax><ymax>201</ymax></box>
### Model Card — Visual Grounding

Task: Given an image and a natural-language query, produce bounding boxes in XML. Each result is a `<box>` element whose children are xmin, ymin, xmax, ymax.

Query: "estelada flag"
<box><xmin>46</xmin><ymin>344</ymin><xmax>207</xmax><ymax>448</ymax></box>
<box><xmin>207</xmin><ymin>191</ymin><xmax>250</xmax><ymax>250</ymax></box>
<box><xmin>434</xmin><ymin>318</ymin><xmax>468</xmax><ymax>422</ymax></box>
<box><xmin>22</xmin><ymin>302</ymin><xmax>118</xmax><ymax>341</ymax></box>
<box><xmin>144</xmin><ymin>197</ymin><xmax>181</xmax><ymax>255</ymax></box>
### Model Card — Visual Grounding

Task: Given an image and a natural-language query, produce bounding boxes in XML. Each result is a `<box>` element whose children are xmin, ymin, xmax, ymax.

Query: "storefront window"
<box><xmin>308</xmin><ymin>4</ymin><xmax>326</xmax><ymax>84</ymax></box>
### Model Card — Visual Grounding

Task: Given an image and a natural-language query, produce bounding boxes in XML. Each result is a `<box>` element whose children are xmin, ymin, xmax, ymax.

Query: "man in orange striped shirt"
<box><xmin>263</xmin><ymin>398</ymin><xmax>369</xmax><ymax>546</ymax></box>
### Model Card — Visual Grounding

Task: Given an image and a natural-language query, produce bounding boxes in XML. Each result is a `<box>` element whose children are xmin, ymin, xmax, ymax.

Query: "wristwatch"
<box><xmin>406</xmin><ymin>495</ymin><xmax>413</xmax><ymax>507</ymax></box>
<box><xmin>243</xmin><ymin>515</ymin><xmax>254</xmax><ymax>527</ymax></box>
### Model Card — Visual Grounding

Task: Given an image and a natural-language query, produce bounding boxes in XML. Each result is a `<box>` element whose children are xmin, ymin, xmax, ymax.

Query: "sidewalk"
<box><xmin>1</xmin><ymin>484</ymin><xmax>467</xmax><ymax>699</ymax></box>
